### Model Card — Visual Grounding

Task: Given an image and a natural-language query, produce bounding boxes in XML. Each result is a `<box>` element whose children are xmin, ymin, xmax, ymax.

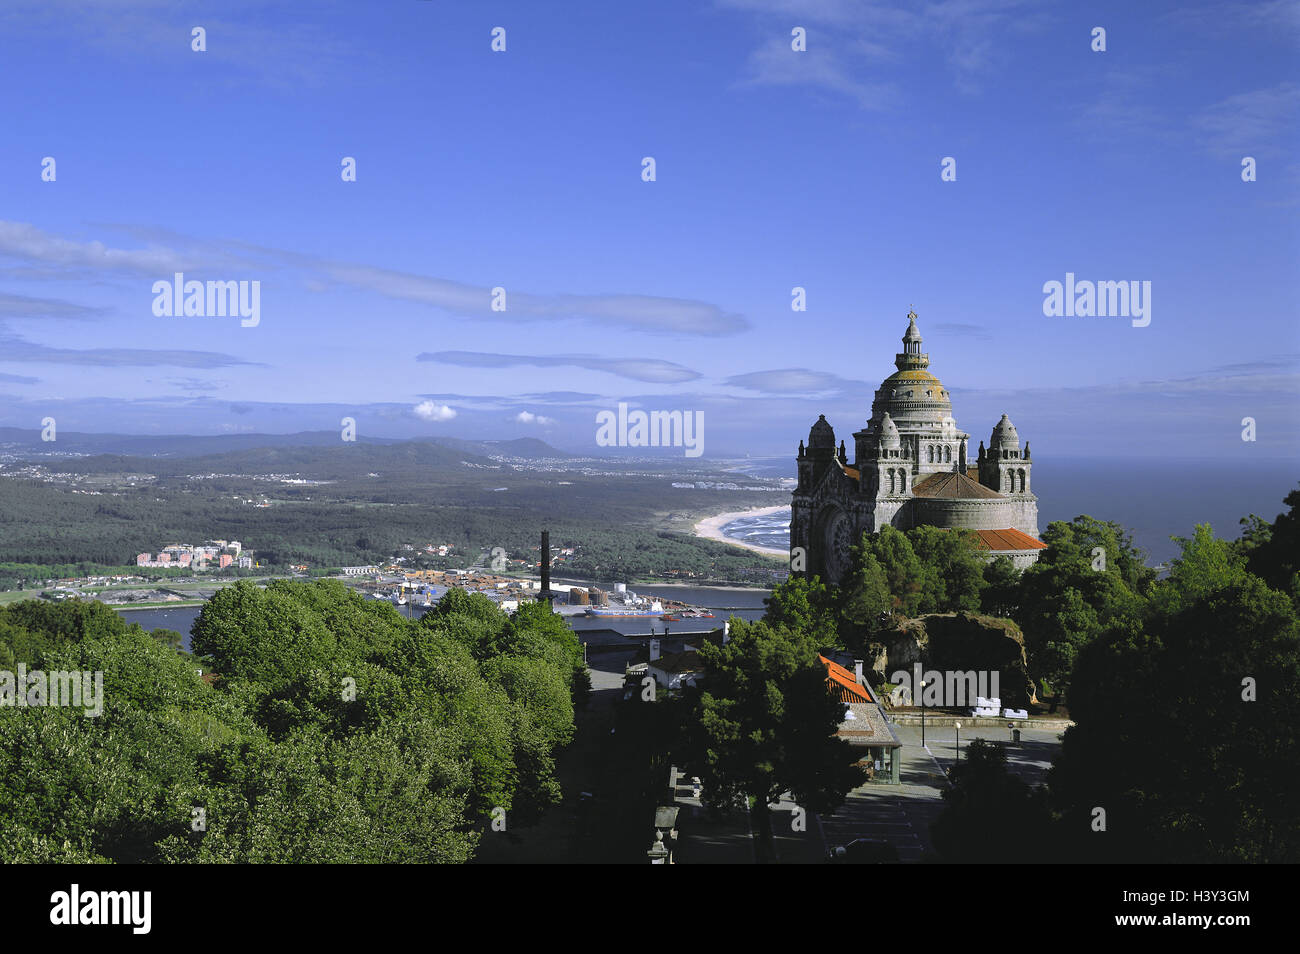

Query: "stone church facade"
<box><xmin>791</xmin><ymin>310</ymin><xmax>1046</xmax><ymax>584</ymax></box>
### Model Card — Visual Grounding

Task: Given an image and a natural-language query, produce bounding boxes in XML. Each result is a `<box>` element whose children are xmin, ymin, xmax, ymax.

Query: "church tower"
<box><xmin>868</xmin><ymin>411</ymin><xmax>912</xmax><ymax>529</ymax></box>
<box><xmin>977</xmin><ymin>414</ymin><xmax>1032</xmax><ymax>497</ymax></box>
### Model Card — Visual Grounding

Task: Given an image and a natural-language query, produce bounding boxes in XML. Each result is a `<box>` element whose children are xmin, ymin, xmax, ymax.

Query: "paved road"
<box><xmin>816</xmin><ymin>726</ymin><xmax>1063</xmax><ymax>863</ymax></box>
<box><xmin>895</xmin><ymin>723</ymin><xmax>1064</xmax><ymax>789</ymax></box>
<box><xmin>818</xmin><ymin>737</ymin><xmax>948</xmax><ymax>862</ymax></box>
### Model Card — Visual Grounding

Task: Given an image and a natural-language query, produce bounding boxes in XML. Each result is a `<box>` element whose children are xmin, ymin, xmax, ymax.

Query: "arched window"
<box><xmin>1018</xmin><ymin>469</ymin><xmax>1026</xmax><ymax>492</ymax></box>
<box><xmin>927</xmin><ymin>446</ymin><xmax>934</xmax><ymax>463</ymax></box>
<box><xmin>944</xmin><ymin>445</ymin><xmax>952</xmax><ymax>463</ymax></box>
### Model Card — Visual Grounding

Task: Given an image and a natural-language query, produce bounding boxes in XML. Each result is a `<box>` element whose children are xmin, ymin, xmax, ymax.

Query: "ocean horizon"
<box><xmin>720</xmin><ymin>456</ymin><xmax>1298</xmax><ymax>567</ymax></box>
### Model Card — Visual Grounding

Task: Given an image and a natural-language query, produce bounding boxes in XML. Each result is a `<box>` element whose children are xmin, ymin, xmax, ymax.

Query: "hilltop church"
<box><xmin>791</xmin><ymin>310</ymin><xmax>1046</xmax><ymax>584</ymax></box>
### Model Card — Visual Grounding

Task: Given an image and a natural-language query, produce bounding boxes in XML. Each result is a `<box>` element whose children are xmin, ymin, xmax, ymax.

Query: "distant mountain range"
<box><xmin>0</xmin><ymin>428</ymin><xmax>571</xmax><ymax>463</ymax></box>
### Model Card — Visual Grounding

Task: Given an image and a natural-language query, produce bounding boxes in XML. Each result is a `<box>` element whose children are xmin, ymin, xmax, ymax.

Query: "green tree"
<box><xmin>1237</xmin><ymin>485</ymin><xmax>1300</xmax><ymax>610</ymax></box>
<box><xmin>837</xmin><ymin>548</ymin><xmax>891</xmax><ymax>650</ymax></box>
<box><xmin>0</xmin><ymin>580</ymin><xmax>580</xmax><ymax>862</ymax></box>
<box><xmin>908</xmin><ymin>525</ymin><xmax>986</xmax><ymax>613</ymax></box>
<box><xmin>980</xmin><ymin>555</ymin><xmax>1021</xmax><ymax>618</ymax></box>
<box><xmin>763</xmin><ymin>575</ymin><xmax>840</xmax><ymax>646</ymax></box>
<box><xmin>1049</xmin><ymin>550</ymin><xmax>1300</xmax><ymax>863</ymax></box>
<box><xmin>1015</xmin><ymin>516</ymin><xmax>1149</xmax><ymax>702</ymax></box>
<box><xmin>931</xmin><ymin>739</ymin><xmax>1053</xmax><ymax>863</ymax></box>
<box><xmin>860</xmin><ymin>526</ymin><xmax>925</xmax><ymax>617</ymax></box>
<box><xmin>677</xmin><ymin>619</ymin><xmax>867</xmax><ymax>862</ymax></box>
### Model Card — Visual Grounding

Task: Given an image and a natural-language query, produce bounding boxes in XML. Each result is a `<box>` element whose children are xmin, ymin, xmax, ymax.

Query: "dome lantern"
<box><xmin>895</xmin><ymin>307</ymin><xmax>929</xmax><ymax>372</ymax></box>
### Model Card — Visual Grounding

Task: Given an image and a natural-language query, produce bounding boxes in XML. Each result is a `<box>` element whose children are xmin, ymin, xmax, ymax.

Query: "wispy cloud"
<box><xmin>1074</xmin><ymin>66</ymin><xmax>1178</xmax><ymax>147</ymax></box>
<box><xmin>0</xmin><ymin>221</ymin><xmax>748</xmax><ymax>338</ymax></box>
<box><xmin>335</xmin><ymin>264</ymin><xmax>747</xmax><ymax>336</ymax></box>
<box><xmin>0</xmin><ymin>0</ymin><xmax>356</xmax><ymax>91</ymax></box>
<box><xmin>1193</xmin><ymin>81</ymin><xmax>1300</xmax><ymax>159</ymax></box>
<box><xmin>0</xmin><ymin>221</ymin><xmax>195</xmax><ymax>275</ymax></box>
<box><xmin>162</xmin><ymin>377</ymin><xmax>225</xmax><ymax>393</ymax></box>
<box><xmin>0</xmin><ymin>328</ymin><xmax>258</xmax><ymax>369</ymax></box>
<box><xmin>735</xmin><ymin>32</ymin><xmax>897</xmax><ymax>109</ymax></box>
<box><xmin>719</xmin><ymin>0</ymin><xmax>1051</xmax><ymax>103</ymax></box>
<box><xmin>725</xmin><ymin>367</ymin><xmax>865</xmax><ymax>394</ymax></box>
<box><xmin>418</xmin><ymin>351</ymin><xmax>703</xmax><ymax>384</ymax></box>
<box><xmin>932</xmin><ymin>322</ymin><xmax>992</xmax><ymax>340</ymax></box>
<box><xmin>0</xmin><ymin>292</ymin><xmax>108</xmax><ymax>321</ymax></box>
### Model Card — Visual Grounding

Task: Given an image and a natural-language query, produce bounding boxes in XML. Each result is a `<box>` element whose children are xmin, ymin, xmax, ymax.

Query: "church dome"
<box><xmin>991</xmin><ymin>414</ymin><xmax>1020</xmax><ymax>450</ymax></box>
<box><xmin>871</xmin><ymin>311</ymin><xmax>953</xmax><ymax>426</ymax></box>
<box><xmin>808</xmin><ymin>414</ymin><xmax>835</xmax><ymax>450</ymax></box>
<box><xmin>878</xmin><ymin>412</ymin><xmax>901</xmax><ymax>448</ymax></box>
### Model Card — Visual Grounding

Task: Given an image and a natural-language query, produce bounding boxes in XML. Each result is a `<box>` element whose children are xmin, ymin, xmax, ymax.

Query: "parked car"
<box><xmin>828</xmin><ymin>839</ymin><xmax>900</xmax><ymax>863</ymax></box>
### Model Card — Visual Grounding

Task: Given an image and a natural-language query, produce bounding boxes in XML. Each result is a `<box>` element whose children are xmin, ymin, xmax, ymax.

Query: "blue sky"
<box><xmin>0</xmin><ymin>0</ymin><xmax>1296</xmax><ymax>460</ymax></box>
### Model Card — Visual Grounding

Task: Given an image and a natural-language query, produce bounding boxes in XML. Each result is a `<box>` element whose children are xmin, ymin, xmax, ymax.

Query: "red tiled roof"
<box><xmin>819</xmin><ymin>655</ymin><xmax>874</xmax><ymax>704</ymax></box>
<box><xmin>970</xmin><ymin>528</ymin><xmax>1048</xmax><ymax>551</ymax></box>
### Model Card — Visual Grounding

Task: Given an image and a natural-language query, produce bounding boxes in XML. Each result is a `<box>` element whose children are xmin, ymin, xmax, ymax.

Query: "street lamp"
<box><xmin>954</xmin><ymin>721</ymin><xmax>962</xmax><ymax>768</ymax></box>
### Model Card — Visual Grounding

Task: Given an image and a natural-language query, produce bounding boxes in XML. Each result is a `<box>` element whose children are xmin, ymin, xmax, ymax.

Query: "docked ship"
<box><xmin>585</xmin><ymin>601</ymin><xmax>663</xmax><ymax>618</ymax></box>
<box><xmin>662</xmin><ymin>608</ymin><xmax>715</xmax><ymax>621</ymax></box>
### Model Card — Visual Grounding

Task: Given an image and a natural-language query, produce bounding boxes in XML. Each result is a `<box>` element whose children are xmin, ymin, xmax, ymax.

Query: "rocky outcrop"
<box><xmin>868</xmin><ymin>612</ymin><xmax>1036</xmax><ymax>709</ymax></box>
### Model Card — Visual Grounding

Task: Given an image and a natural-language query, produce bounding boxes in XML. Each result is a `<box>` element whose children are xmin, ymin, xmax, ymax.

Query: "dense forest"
<box><xmin>0</xmin><ymin>580</ymin><xmax>586</xmax><ymax>862</ymax></box>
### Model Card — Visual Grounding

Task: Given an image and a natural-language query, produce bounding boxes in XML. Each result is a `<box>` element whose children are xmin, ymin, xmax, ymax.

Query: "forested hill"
<box><xmin>0</xmin><ymin>431</ymin><xmax>786</xmax><ymax>577</ymax></box>
<box><xmin>426</xmin><ymin>437</ymin><xmax>571</xmax><ymax>460</ymax></box>
<box><xmin>48</xmin><ymin>441</ymin><xmax>500</xmax><ymax>480</ymax></box>
<box><xmin>0</xmin><ymin>428</ymin><xmax>569</xmax><ymax>463</ymax></box>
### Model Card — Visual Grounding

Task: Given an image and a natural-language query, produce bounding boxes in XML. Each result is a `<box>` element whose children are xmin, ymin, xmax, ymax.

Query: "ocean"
<box><xmin>719</xmin><ymin>456</ymin><xmax>1298</xmax><ymax>567</ymax></box>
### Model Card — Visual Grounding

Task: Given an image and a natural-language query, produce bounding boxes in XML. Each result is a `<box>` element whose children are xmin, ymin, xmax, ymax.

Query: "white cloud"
<box><xmin>515</xmin><ymin>410</ymin><xmax>556</xmax><ymax>426</ymax></box>
<box><xmin>413</xmin><ymin>400</ymin><xmax>456</xmax><ymax>422</ymax></box>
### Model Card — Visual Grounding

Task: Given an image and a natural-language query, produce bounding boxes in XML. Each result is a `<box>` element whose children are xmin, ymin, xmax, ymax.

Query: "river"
<box><xmin>115</xmin><ymin>581</ymin><xmax>772</xmax><ymax>652</ymax></box>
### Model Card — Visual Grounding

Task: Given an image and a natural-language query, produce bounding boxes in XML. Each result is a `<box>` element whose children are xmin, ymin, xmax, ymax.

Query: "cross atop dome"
<box><xmin>904</xmin><ymin>309</ymin><xmax>922</xmax><ymax>341</ymax></box>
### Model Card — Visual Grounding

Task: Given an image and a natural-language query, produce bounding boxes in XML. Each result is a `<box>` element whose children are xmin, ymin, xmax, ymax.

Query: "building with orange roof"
<box><xmin>820</xmin><ymin>655</ymin><xmax>901</xmax><ymax>784</ymax></box>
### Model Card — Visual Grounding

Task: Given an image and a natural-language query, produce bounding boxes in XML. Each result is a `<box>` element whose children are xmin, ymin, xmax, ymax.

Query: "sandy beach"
<box><xmin>693</xmin><ymin>505</ymin><xmax>790</xmax><ymax>557</ymax></box>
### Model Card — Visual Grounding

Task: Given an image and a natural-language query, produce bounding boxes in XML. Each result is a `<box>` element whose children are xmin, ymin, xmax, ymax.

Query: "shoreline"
<box><xmin>693</xmin><ymin>505</ymin><xmax>790</xmax><ymax>558</ymax></box>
